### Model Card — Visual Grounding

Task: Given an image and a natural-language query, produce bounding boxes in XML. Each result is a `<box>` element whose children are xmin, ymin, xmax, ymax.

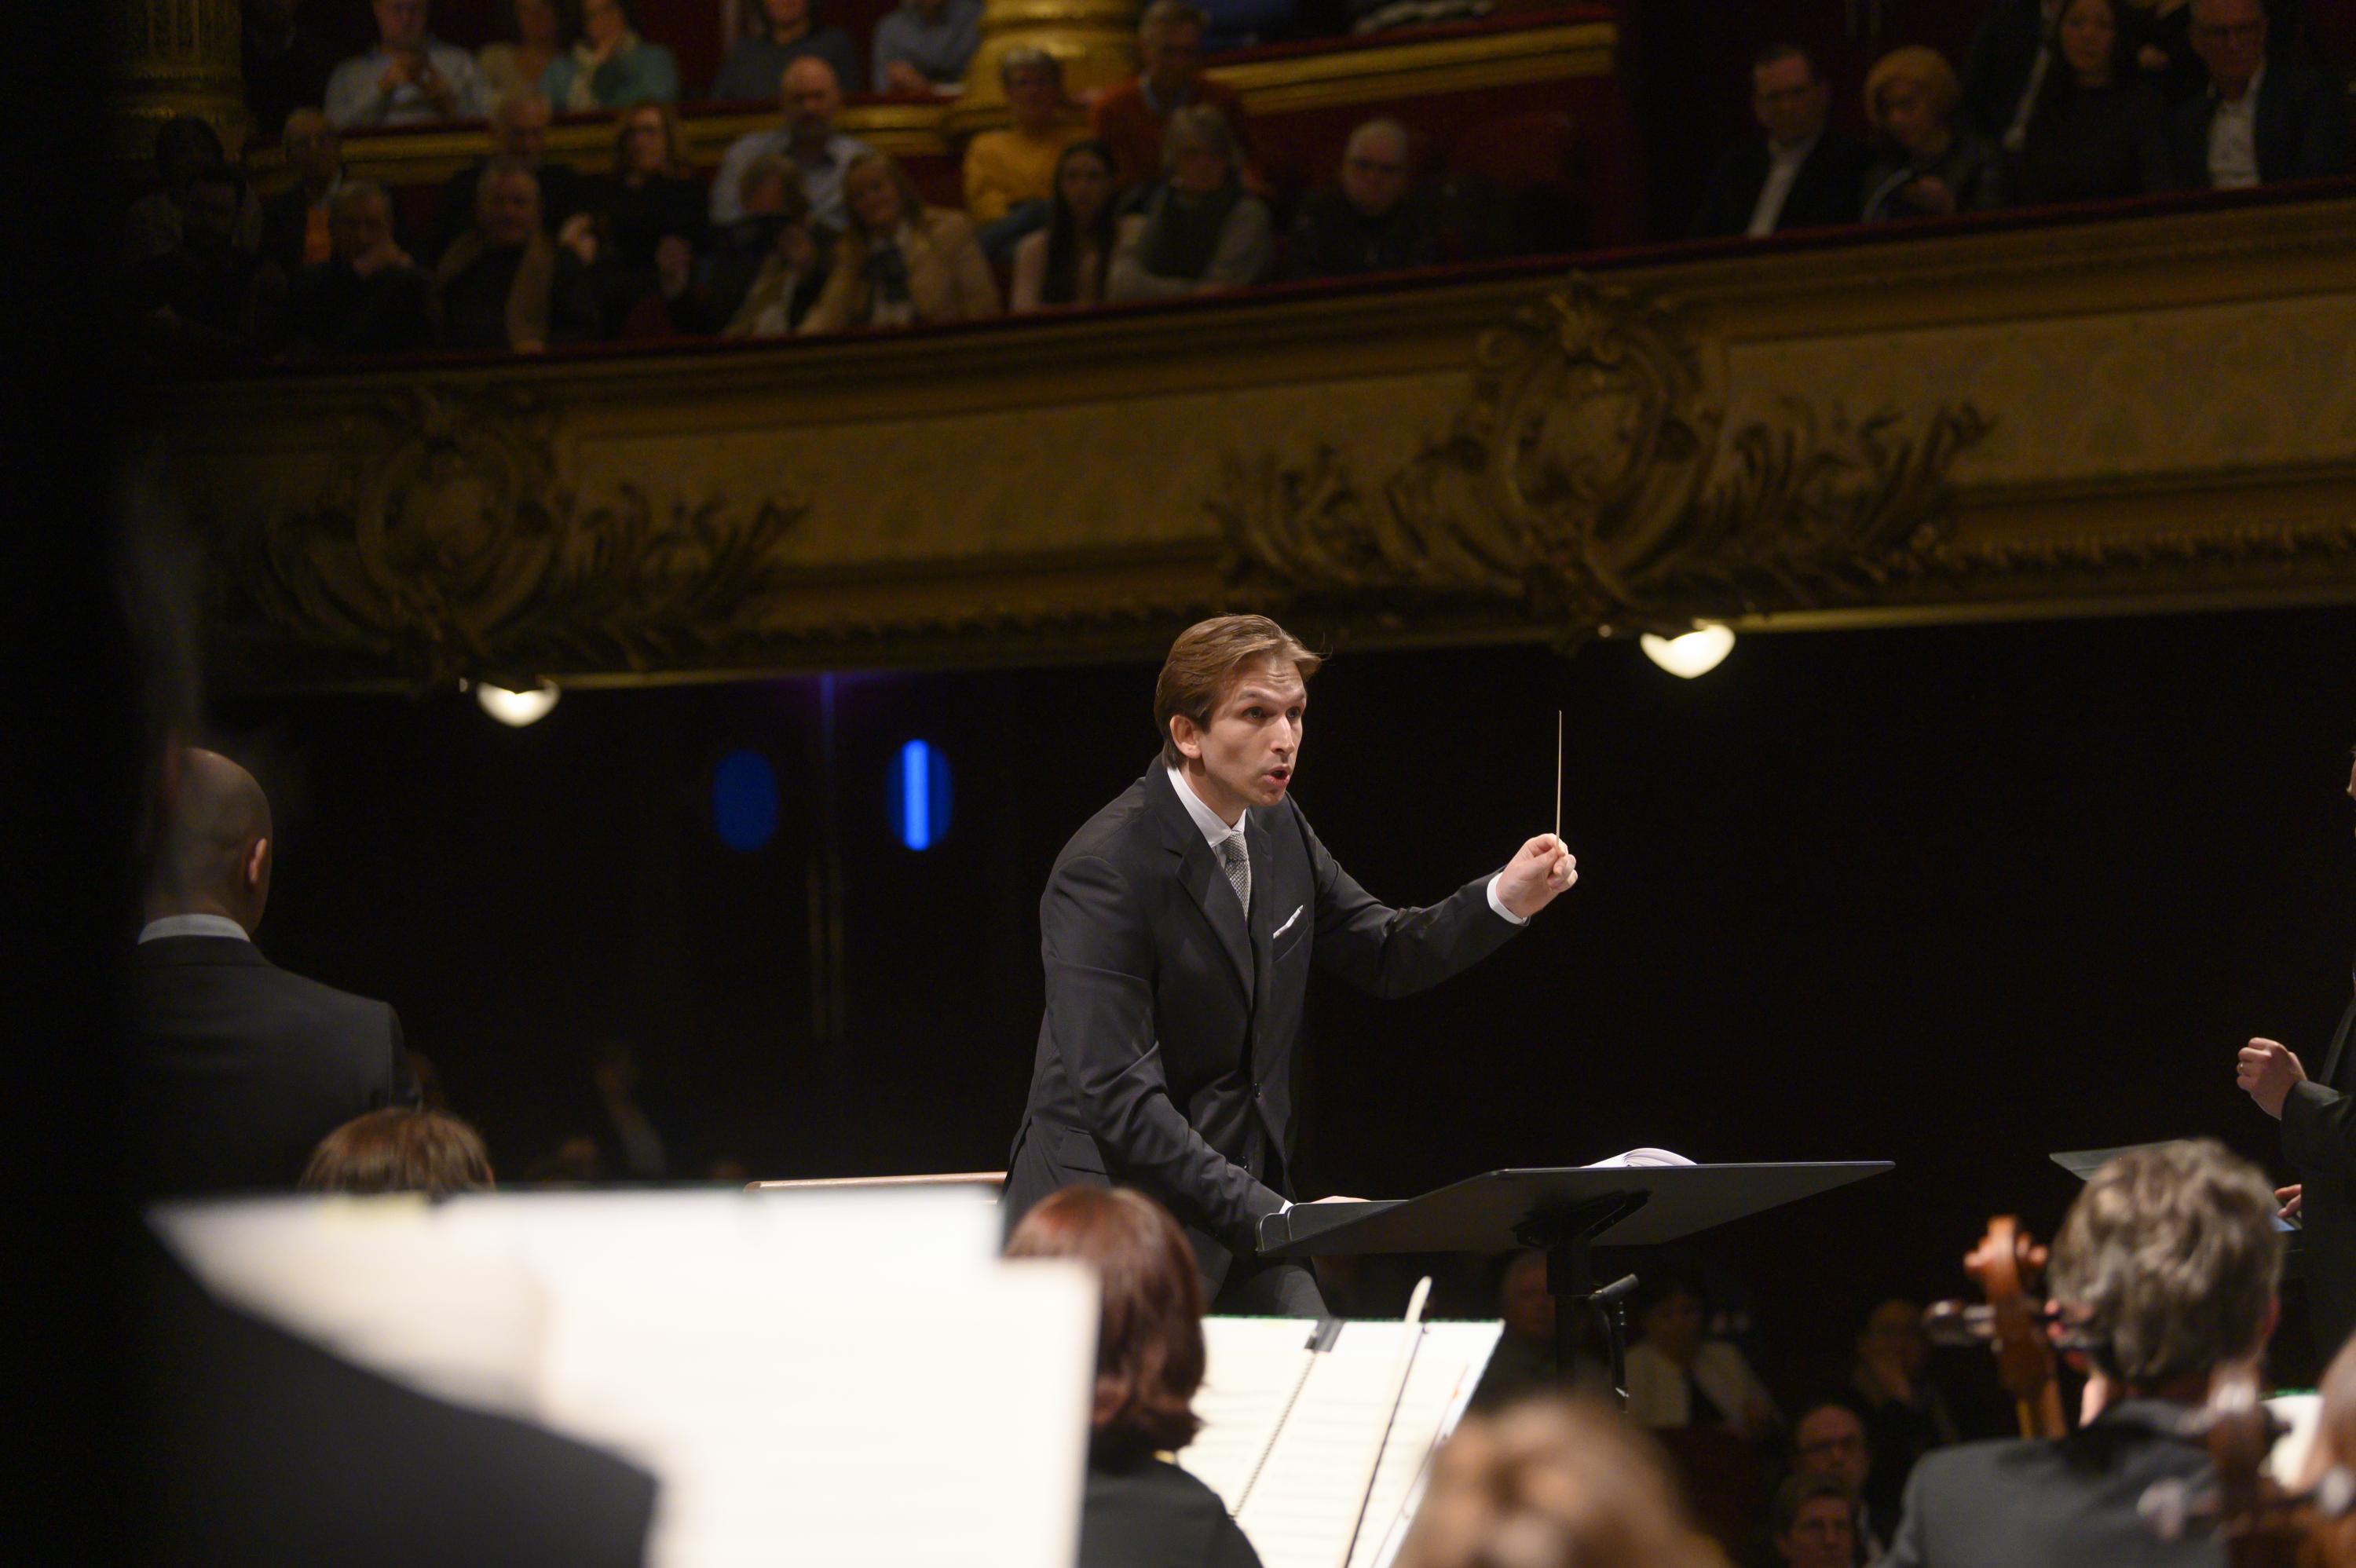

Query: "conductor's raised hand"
<box><xmin>2237</xmin><ymin>1036</ymin><xmax>2306</xmax><ymax>1120</ymax></box>
<box><xmin>1497</xmin><ymin>834</ymin><xmax>1578</xmax><ymax>920</ymax></box>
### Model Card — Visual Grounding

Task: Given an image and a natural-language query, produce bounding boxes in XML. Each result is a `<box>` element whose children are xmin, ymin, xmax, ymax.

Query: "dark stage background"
<box><xmin>209</xmin><ymin>604</ymin><xmax>2356</xmax><ymax>1405</ymax></box>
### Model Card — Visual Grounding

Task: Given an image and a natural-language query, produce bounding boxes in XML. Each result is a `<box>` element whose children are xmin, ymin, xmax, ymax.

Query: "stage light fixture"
<box><xmin>1639</xmin><ymin>625</ymin><xmax>1736</xmax><ymax>678</ymax></box>
<box><xmin>892</xmin><ymin>740</ymin><xmax>952</xmax><ymax>851</ymax></box>
<box><xmin>477</xmin><ymin>681</ymin><xmax>561</xmax><ymax>726</ymax></box>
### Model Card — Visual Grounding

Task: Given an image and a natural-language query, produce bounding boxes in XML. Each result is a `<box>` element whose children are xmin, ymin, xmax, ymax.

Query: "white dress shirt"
<box><xmin>1746</xmin><ymin>129</ymin><xmax>1821</xmax><ymax>237</ymax></box>
<box><xmin>137</xmin><ymin>913</ymin><xmax>251</xmax><ymax>944</ymax></box>
<box><xmin>2208</xmin><ymin>64</ymin><xmax>2265</xmax><ymax>189</ymax></box>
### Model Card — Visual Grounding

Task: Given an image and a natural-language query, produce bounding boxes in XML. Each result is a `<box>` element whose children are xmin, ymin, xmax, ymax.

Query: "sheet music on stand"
<box><xmin>1184</xmin><ymin>1311</ymin><xmax>1503</xmax><ymax>1568</ymax></box>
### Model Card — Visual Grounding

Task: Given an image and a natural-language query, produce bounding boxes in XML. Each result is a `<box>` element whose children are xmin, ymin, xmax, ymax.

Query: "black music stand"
<box><xmin>2051</xmin><ymin>1144</ymin><xmax>2303</xmax><ymax>1280</ymax></box>
<box><xmin>1257</xmin><ymin>1163</ymin><xmax>1893</xmax><ymax>1403</ymax></box>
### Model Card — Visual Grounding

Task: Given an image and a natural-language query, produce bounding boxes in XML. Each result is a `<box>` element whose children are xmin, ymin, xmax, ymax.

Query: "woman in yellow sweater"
<box><xmin>962</xmin><ymin>46</ymin><xmax>1088</xmax><ymax>258</ymax></box>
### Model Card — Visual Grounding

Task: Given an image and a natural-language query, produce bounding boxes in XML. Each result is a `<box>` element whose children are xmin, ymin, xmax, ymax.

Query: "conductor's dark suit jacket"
<box><xmin>2166</xmin><ymin>59</ymin><xmax>2351</xmax><ymax>188</ymax></box>
<box><xmin>2283</xmin><ymin>982</ymin><xmax>2356</xmax><ymax>1365</ymax></box>
<box><xmin>126</xmin><ymin>935</ymin><xmax>419</xmax><ymax>1194</ymax></box>
<box><xmin>1687</xmin><ymin>132</ymin><xmax>1871</xmax><ymax>239</ymax></box>
<box><xmin>1004</xmin><ymin>765</ymin><xmax>1522</xmax><ymax>1292</ymax></box>
<box><xmin>1885</xmin><ymin>1400</ymin><xmax>2222</xmax><ymax>1568</ymax></box>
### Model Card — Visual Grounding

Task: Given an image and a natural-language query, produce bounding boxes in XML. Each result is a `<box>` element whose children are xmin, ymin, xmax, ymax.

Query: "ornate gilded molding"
<box><xmin>1212</xmin><ymin>277</ymin><xmax>1992</xmax><ymax>642</ymax></box>
<box><xmin>224</xmin><ymin>388</ymin><xmax>808</xmax><ymax>688</ymax></box>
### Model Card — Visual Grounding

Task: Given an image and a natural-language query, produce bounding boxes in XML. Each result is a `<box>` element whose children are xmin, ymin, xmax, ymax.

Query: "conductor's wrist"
<box><xmin>1486</xmin><ymin>873</ymin><xmax>1528</xmax><ymax>927</ymax></box>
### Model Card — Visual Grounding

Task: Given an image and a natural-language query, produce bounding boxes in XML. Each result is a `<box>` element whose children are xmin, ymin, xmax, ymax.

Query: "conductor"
<box><xmin>1002</xmin><ymin>615</ymin><xmax>1579</xmax><ymax>1314</ymax></box>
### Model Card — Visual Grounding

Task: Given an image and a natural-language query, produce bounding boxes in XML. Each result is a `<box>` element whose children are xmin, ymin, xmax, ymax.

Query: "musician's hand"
<box><xmin>2237</xmin><ymin>1037</ymin><xmax>2306</xmax><ymax>1119</ymax></box>
<box><xmin>1497</xmin><ymin>834</ymin><xmax>1577</xmax><ymax>919</ymax></box>
<box><xmin>2277</xmin><ymin>1183</ymin><xmax>2303</xmax><ymax>1220</ymax></box>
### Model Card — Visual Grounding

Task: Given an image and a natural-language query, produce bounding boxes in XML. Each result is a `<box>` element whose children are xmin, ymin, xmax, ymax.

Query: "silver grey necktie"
<box><xmin>1218</xmin><ymin>833</ymin><xmax>1251</xmax><ymax>916</ymax></box>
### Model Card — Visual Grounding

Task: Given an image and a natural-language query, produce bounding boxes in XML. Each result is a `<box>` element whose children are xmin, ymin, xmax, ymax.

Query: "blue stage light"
<box><xmin>712</xmin><ymin>749</ymin><xmax>779</xmax><ymax>851</ymax></box>
<box><xmin>893</xmin><ymin>740</ymin><xmax>951</xmax><ymax>850</ymax></box>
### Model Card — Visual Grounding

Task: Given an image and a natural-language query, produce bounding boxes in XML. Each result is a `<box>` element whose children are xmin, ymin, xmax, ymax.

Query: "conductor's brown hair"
<box><xmin>1153</xmin><ymin>614</ymin><xmax>1321</xmax><ymax>769</ymax></box>
<box><xmin>1004</xmin><ymin>1185</ymin><xmax>1206</xmax><ymax>1461</ymax></box>
<box><xmin>301</xmin><ymin>1108</ymin><xmax>496</xmax><ymax>1197</ymax></box>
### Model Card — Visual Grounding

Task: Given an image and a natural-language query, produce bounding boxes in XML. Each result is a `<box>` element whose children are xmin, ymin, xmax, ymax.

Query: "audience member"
<box><xmin>1886</xmin><ymin>1139</ymin><xmax>2282</xmax><ymax>1566</ymax></box>
<box><xmin>433</xmin><ymin>159</ymin><xmax>601</xmax><ymax>350</ymax></box>
<box><xmin>1092</xmin><ymin>1</ymin><xmax>1257</xmax><ymax>192</ymax></box>
<box><xmin>287</xmin><ymin>181</ymin><xmax>436</xmax><ymax>356</ymax></box>
<box><xmin>576</xmin><ymin>103</ymin><xmax>708</xmax><ymax>327</ymax></box>
<box><xmin>243</xmin><ymin>0</ymin><xmax>342</xmax><ymax>135</ymax></box>
<box><xmin>123</xmin><ymin>115</ymin><xmax>260</xmax><ymax>269</ymax></box>
<box><xmin>301</xmin><ymin>1107</ymin><xmax>496</xmax><ymax>1196</ymax></box>
<box><xmin>1790</xmin><ymin>1401</ymin><xmax>1884</xmax><ymax>1560</ymax></box>
<box><xmin>873</xmin><ymin>0</ymin><xmax>983</xmax><ymax>93</ymax></box>
<box><xmin>1010</xmin><ymin>139</ymin><xmax>1118</xmax><ymax>310</ymax></box>
<box><xmin>1392</xmin><ymin>1397</ymin><xmax>1731</xmax><ymax>1568</ymax></box>
<box><xmin>1770</xmin><ymin>1474</ymin><xmax>1860</xmax><ymax>1568</ymax></box>
<box><xmin>544</xmin><ymin>0</ymin><xmax>680</xmax><ymax>109</ymax></box>
<box><xmin>799</xmin><ymin>150</ymin><xmax>1000</xmax><ymax>331</ymax></box>
<box><xmin>1004</xmin><ymin>1186</ymin><xmax>1266</xmax><ymax>1568</ymax></box>
<box><xmin>326</xmin><ymin>0</ymin><xmax>489</xmax><ymax>129</ymax></box>
<box><xmin>2013</xmin><ymin>0</ymin><xmax>2172</xmax><ymax>202</ymax></box>
<box><xmin>477</xmin><ymin>0</ymin><xmax>569</xmax><ymax>103</ymax></box>
<box><xmin>1467</xmin><ymin>1250</ymin><xmax>1586</xmax><ymax>1411</ymax></box>
<box><xmin>711</xmin><ymin>57</ymin><xmax>870</xmax><ymax>227</ymax></box>
<box><xmin>719</xmin><ymin>171</ymin><xmax>829</xmax><ymax>334</ymax></box>
<box><xmin>2165</xmin><ymin>0</ymin><xmax>2348</xmax><ymax>188</ymax></box>
<box><xmin>1847</xmin><ymin>1298</ymin><xmax>1958</xmax><ymax>1528</ymax></box>
<box><xmin>127</xmin><ymin>163</ymin><xmax>290</xmax><ymax>364</ymax></box>
<box><xmin>1622</xmin><ymin>1264</ymin><xmax>1780</xmax><ymax>1442</ymax></box>
<box><xmin>259</xmin><ymin>110</ymin><xmax>347</xmax><ymax>279</ymax></box>
<box><xmin>711</xmin><ymin>0</ymin><xmax>862</xmax><ymax>103</ymax></box>
<box><xmin>964</xmin><ymin>46</ymin><xmax>1089</xmax><ymax>257</ymax></box>
<box><xmin>1107</xmin><ymin>104</ymin><xmax>1271</xmax><ymax>302</ymax></box>
<box><xmin>1861</xmin><ymin>47</ymin><xmax>2007</xmax><ymax>221</ymax></box>
<box><xmin>1688</xmin><ymin>45</ymin><xmax>1874</xmax><ymax>239</ymax></box>
<box><xmin>1287</xmin><ymin>117</ymin><xmax>1440</xmax><ymax>277</ymax></box>
<box><xmin>125</xmin><ymin>748</ymin><xmax>418</xmax><ymax>1194</ymax></box>
<box><xmin>1963</xmin><ymin>0</ymin><xmax>2066</xmax><ymax>152</ymax></box>
<box><xmin>428</xmin><ymin>89</ymin><xmax>587</xmax><ymax>264</ymax></box>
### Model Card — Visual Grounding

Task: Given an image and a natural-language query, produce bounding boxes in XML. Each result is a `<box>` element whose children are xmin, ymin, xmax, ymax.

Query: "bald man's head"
<box><xmin>148</xmin><ymin>748</ymin><xmax>273</xmax><ymax>933</ymax></box>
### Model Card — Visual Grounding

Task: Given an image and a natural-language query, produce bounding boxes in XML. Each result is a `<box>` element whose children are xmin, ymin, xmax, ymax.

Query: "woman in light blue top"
<box><xmin>542</xmin><ymin>0</ymin><xmax>679</xmax><ymax>109</ymax></box>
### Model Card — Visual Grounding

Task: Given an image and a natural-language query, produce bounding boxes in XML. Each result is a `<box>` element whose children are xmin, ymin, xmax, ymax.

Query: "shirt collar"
<box><xmin>1768</xmin><ymin>126</ymin><xmax>1823</xmax><ymax>164</ymax></box>
<box><xmin>2215</xmin><ymin>62</ymin><xmax>2265</xmax><ymax>107</ymax></box>
<box><xmin>138</xmin><ymin>913</ymin><xmax>251</xmax><ymax>945</ymax></box>
<box><xmin>1166</xmin><ymin>764</ymin><xmax>1245</xmax><ymax>846</ymax></box>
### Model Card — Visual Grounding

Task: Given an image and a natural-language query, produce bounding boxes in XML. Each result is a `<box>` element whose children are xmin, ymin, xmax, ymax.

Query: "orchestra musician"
<box><xmin>1886</xmin><ymin>1139</ymin><xmax>2283</xmax><ymax>1567</ymax></box>
<box><xmin>1001</xmin><ymin>614</ymin><xmax>1579</xmax><ymax>1314</ymax></box>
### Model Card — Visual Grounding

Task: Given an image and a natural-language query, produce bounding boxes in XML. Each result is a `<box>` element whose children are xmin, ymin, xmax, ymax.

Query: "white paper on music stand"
<box><xmin>1584</xmin><ymin>1147</ymin><xmax>1696</xmax><ymax>1168</ymax></box>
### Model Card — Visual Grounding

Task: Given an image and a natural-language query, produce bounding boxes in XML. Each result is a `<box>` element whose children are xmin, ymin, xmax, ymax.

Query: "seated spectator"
<box><xmin>301</xmin><ymin>1108</ymin><xmax>495</xmax><ymax>1196</ymax></box>
<box><xmin>966</xmin><ymin>47</ymin><xmax>1091</xmax><ymax>258</ymax></box>
<box><xmin>1392</xmin><ymin>1397</ymin><xmax>1729</xmax><ymax>1568</ymax></box>
<box><xmin>1789</xmin><ymin>1400</ymin><xmax>1885</xmax><ymax>1559</ymax></box>
<box><xmin>660</xmin><ymin>155</ymin><xmax>830</xmax><ymax>334</ymax></box>
<box><xmin>1288</xmin><ymin>117</ymin><xmax>1440</xmax><ymax>277</ymax></box>
<box><xmin>2166</xmin><ymin>0</ymin><xmax>2348</xmax><ymax>188</ymax></box>
<box><xmin>477</xmin><ymin>0</ymin><xmax>568</xmax><ymax>104</ymax></box>
<box><xmin>873</xmin><ymin>0</ymin><xmax>982</xmax><ymax>93</ymax></box>
<box><xmin>325</xmin><ymin>0</ymin><xmax>489</xmax><ymax>129</ymax></box>
<box><xmin>1688</xmin><ymin>44</ymin><xmax>1873</xmax><ymax>239</ymax></box>
<box><xmin>432</xmin><ymin>159</ymin><xmax>601</xmax><ymax>350</ymax></box>
<box><xmin>2014</xmin><ymin>0</ymin><xmax>2171</xmax><ymax>203</ymax></box>
<box><xmin>799</xmin><ymin>151</ymin><xmax>999</xmax><ymax>331</ymax></box>
<box><xmin>1769</xmin><ymin>1474</ymin><xmax>1859</xmax><ymax>1568</ymax></box>
<box><xmin>288</xmin><ymin>181</ymin><xmax>435</xmax><ymax>356</ymax></box>
<box><xmin>711</xmin><ymin>0</ymin><xmax>862</xmax><ymax>103</ymax></box>
<box><xmin>259</xmin><ymin>110</ymin><xmax>346</xmax><ymax>279</ymax></box>
<box><xmin>1889</xmin><ymin>1140</ymin><xmax>2283</xmax><ymax>1564</ymax></box>
<box><xmin>125</xmin><ymin>748</ymin><xmax>418</xmax><ymax>1195</ymax></box>
<box><xmin>712</xmin><ymin>57</ymin><xmax>870</xmax><ymax>228</ymax></box>
<box><xmin>574</xmin><ymin>103</ymin><xmax>708</xmax><ymax>327</ymax></box>
<box><xmin>1011</xmin><ymin>138</ymin><xmax>1119</xmax><ymax>310</ymax></box>
<box><xmin>544</xmin><ymin>0</ymin><xmax>680</xmax><ymax>109</ymax></box>
<box><xmin>243</xmin><ymin>0</ymin><xmax>342</xmax><ymax>136</ymax></box>
<box><xmin>1107</xmin><ymin>104</ymin><xmax>1271</xmax><ymax>302</ymax></box>
<box><xmin>127</xmin><ymin>163</ymin><xmax>289</xmax><ymax>365</ymax></box>
<box><xmin>1004</xmin><ymin>1186</ymin><xmax>1267</xmax><ymax>1568</ymax></box>
<box><xmin>1468</xmin><ymin>1251</ymin><xmax>1576</xmax><ymax>1411</ymax></box>
<box><xmin>123</xmin><ymin>115</ymin><xmax>261</xmax><ymax>269</ymax></box>
<box><xmin>1847</xmin><ymin>1297</ymin><xmax>1957</xmax><ymax>1527</ymax></box>
<box><xmin>1092</xmin><ymin>2</ymin><xmax>1256</xmax><ymax>193</ymax></box>
<box><xmin>1622</xmin><ymin>1264</ymin><xmax>1780</xmax><ymax>1442</ymax></box>
<box><xmin>427</xmin><ymin>88</ymin><xmax>587</xmax><ymax>265</ymax></box>
<box><xmin>1861</xmin><ymin>47</ymin><xmax>2007</xmax><ymax>220</ymax></box>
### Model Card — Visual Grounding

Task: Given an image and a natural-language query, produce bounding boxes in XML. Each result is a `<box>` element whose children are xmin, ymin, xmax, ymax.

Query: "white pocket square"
<box><xmin>1272</xmin><ymin>905</ymin><xmax>1304</xmax><ymax>939</ymax></box>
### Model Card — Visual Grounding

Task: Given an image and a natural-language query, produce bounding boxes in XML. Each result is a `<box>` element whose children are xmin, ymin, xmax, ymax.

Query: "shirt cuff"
<box><xmin>1486</xmin><ymin>873</ymin><xmax>1527</xmax><ymax>927</ymax></box>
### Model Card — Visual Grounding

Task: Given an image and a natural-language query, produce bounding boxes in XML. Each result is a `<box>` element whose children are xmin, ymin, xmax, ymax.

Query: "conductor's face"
<box><xmin>1173</xmin><ymin>656</ymin><xmax>1307</xmax><ymax>823</ymax></box>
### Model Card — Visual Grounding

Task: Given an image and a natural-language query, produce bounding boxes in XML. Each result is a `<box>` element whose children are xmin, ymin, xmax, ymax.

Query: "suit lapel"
<box><xmin>1147</xmin><ymin>766</ymin><xmax>1254</xmax><ymax>1007</ymax></box>
<box><xmin>1246</xmin><ymin>810</ymin><xmax>1278</xmax><ymax>988</ymax></box>
<box><xmin>2321</xmin><ymin>974</ymin><xmax>2356</xmax><ymax>1091</ymax></box>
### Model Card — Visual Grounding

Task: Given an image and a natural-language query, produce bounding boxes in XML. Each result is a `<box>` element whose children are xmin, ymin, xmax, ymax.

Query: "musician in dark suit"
<box><xmin>2237</xmin><ymin>750</ymin><xmax>2356</xmax><ymax>1368</ymax></box>
<box><xmin>2164</xmin><ymin>0</ymin><xmax>2349</xmax><ymax>189</ymax></box>
<box><xmin>1002</xmin><ymin>615</ymin><xmax>1578</xmax><ymax>1314</ymax></box>
<box><xmin>126</xmin><ymin>747</ymin><xmax>417</xmax><ymax>1194</ymax></box>
<box><xmin>1886</xmin><ymin>1139</ymin><xmax>2283</xmax><ymax>1567</ymax></box>
<box><xmin>1688</xmin><ymin>45</ymin><xmax>1872</xmax><ymax>239</ymax></box>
